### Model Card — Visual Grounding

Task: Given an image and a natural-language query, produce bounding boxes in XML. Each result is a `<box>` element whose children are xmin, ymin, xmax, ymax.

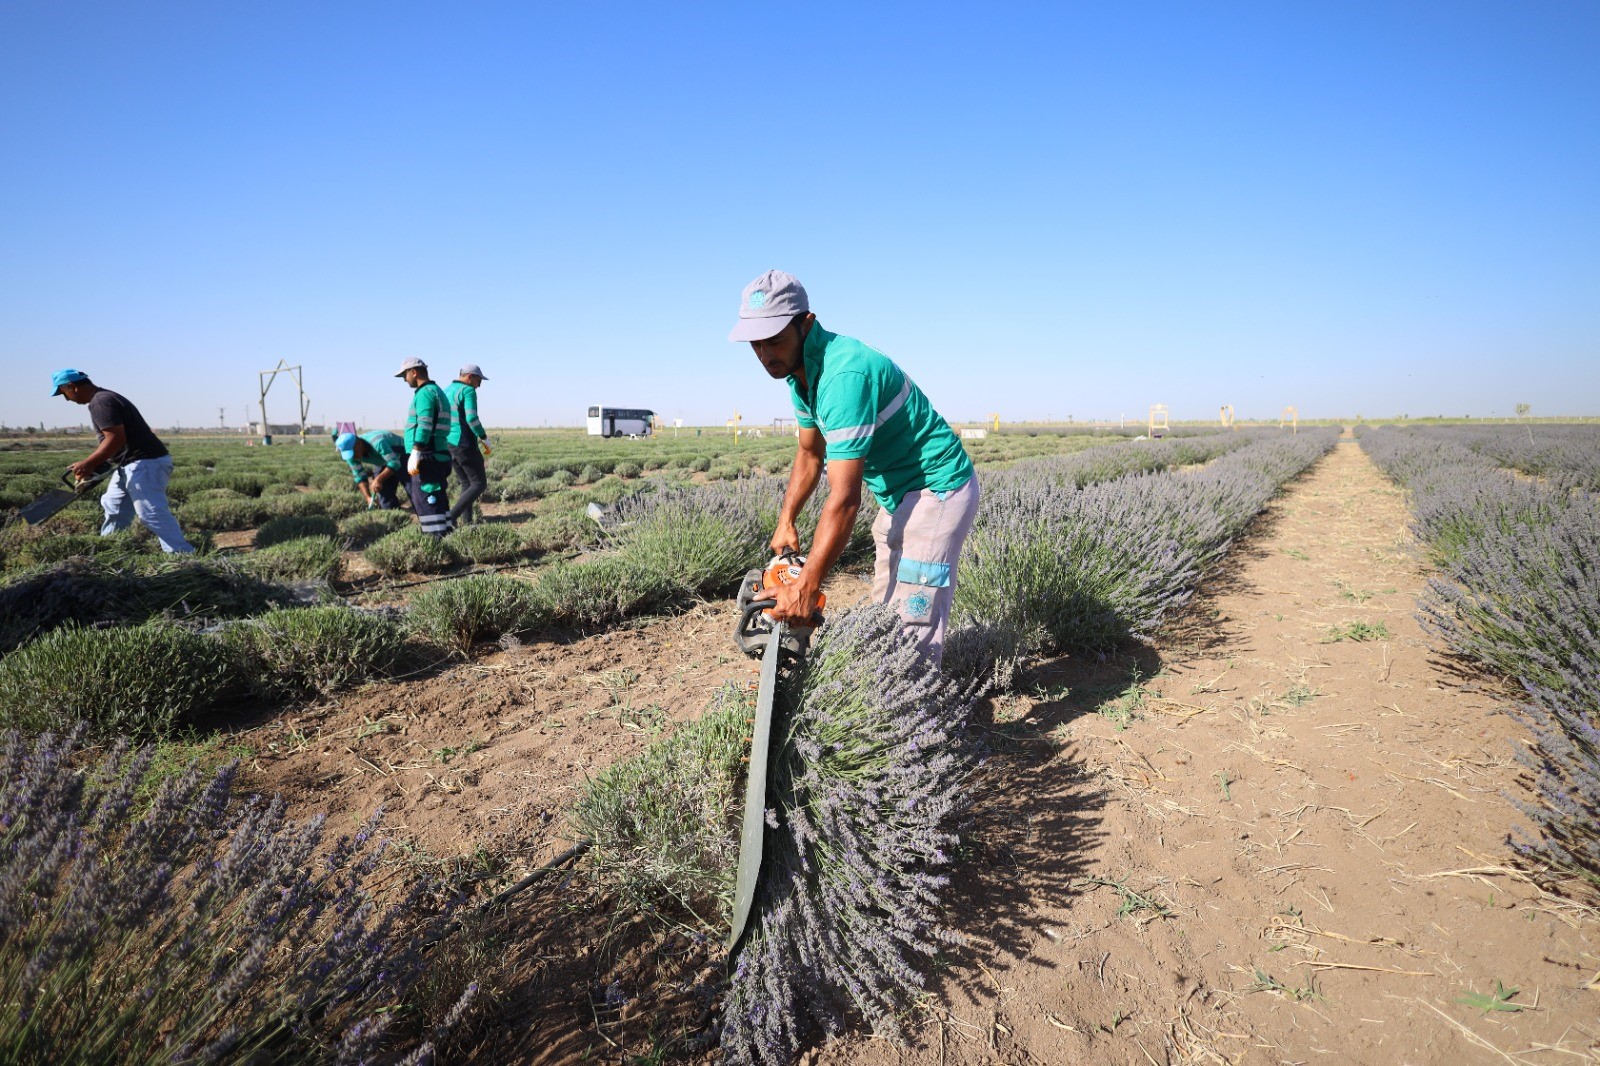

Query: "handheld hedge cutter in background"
<box><xmin>11</xmin><ymin>464</ymin><xmax>117</xmax><ymax>526</ymax></box>
<box><xmin>727</xmin><ymin>551</ymin><xmax>825</xmax><ymax>952</ymax></box>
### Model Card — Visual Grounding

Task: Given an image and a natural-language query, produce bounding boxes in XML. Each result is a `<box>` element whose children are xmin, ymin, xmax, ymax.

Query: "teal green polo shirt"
<box><xmin>444</xmin><ymin>380</ymin><xmax>488</xmax><ymax>447</ymax></box>
<box><xmin>787</xmin><ymin>324</ymin><xmax>973</xmax><ymax>512</ymax></box>
<box><xmin>404</xmin><ymin>381</ymin><xmax>451</xmax><ymax>460</ymax></box>
<box><xmin>346</xmin><ymin>430</ymin><xmax>406</xmax><ymax>484</ymax></box>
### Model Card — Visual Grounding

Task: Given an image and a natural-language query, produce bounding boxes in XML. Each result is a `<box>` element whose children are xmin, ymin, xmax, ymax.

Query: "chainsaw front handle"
<box><xmin>734</xmin><ymin>596</ymin><xmax>823</xmax><ymax>658</ymax></box>
<box><xmin>63</xmin><ymin>464</ymin><xmax>115</xmax><ymax>493</ymax></box>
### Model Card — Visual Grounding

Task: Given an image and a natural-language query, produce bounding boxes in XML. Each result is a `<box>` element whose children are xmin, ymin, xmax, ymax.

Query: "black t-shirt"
<box><xmin>87</xmin><ymin>389</ymin><xmax>168</xmax><ymax>462</ymax></box>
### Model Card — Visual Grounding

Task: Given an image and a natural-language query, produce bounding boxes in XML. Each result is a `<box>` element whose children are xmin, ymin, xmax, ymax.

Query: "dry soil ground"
<box><xmin>236</xmin><ymin>439</ymin><xmax>1598</xmax><ymax>1065</ymax></box>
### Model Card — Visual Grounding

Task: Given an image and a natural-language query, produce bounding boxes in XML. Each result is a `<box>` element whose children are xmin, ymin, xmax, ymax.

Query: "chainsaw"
<box><xmin>11</xmin><ymin>464</ymin><xmax>118</xmax><ymax>526</ymax></box>
<box><xmin>726</xmin><ymin>551</ymin><xmax>825</xmax><ymax>952</ymax></box>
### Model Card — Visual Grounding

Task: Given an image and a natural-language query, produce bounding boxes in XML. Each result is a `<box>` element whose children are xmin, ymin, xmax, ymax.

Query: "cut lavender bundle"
<box><xmin>721</xmin><ymin>604</ymin><xmax>977</xmax><ymax>1065</ymax></box>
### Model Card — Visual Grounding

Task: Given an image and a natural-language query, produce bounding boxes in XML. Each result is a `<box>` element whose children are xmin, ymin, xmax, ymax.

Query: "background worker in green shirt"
<box><xmin>395</xmin><ymin>357</ymin><xmax>454</xmax><ymax>538</ymax></box>
<box><xmin>729</xmin><ymin>270</ymin><xmax>979</xmax><ymax>667</ymax></box>
<box><xmin>444</xmin><ymin>363</ymin><xmax>492</xmax><ymax>527</ymax></box>
<box><xmin>334</xmin><ymin>430</ymin><xmax>407</xmax><ymax>510</ymax></box>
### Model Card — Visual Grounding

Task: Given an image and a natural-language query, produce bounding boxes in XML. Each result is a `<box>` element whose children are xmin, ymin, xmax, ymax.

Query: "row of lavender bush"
<box><xmin>949</xmin><ymin>428</ymin><xmax>1340</xmax><ymax>683</ymax></box>
<box><xmin>0</xmin><ymin>727</ymin><xmax>472</xmax><ymax>1064</ymax></box>
<box><xmin>1386</xmin><ymin>422</ymin><xmax>1600</xmax><ymax>493</ymax></box>
<box><xmin>0</xmin><ymin>431</ymin><xmax>1246</xmax><ymax>667</ymax></box>
<box><xmin>1359</xmin><ymin>426</ymin><xmax>1600</xmax><ymax>885</ymax></box>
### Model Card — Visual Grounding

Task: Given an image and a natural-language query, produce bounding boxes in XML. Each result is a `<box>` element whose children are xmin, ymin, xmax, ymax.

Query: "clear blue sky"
<box><xmin>3</xmin><ymin>1</ymin><xmax>1597</xmax><ymax>431</ymax></box>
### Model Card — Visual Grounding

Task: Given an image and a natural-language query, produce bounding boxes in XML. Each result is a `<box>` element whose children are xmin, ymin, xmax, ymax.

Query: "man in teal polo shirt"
<box><xmin>444</xmin><ymin>364</ymin><xmax>492</xmax><ymax>527</ymax></box>
<box><xmin>730</xmin><ymin>270</ymin><xmax>979</xmax><ymax>666</ymax></box>
<box><xmin>396</xmin><ymin>357</ymin><xmax>454</xmax><ymax>538</ymax></box>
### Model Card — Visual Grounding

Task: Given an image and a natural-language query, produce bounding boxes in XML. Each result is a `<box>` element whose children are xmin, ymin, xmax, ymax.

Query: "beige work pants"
<box><xmin>870</xmin><ymin>474</ymin><xmax>980</xmax><ymax>667</ymax></box>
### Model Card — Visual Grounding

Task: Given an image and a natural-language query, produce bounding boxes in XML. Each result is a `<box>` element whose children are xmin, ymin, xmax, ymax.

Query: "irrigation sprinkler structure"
<box><xmin>1148</xmin><ymin>403</ymin><xmax>1170</xmax><ymax>439</ymax></box>
<box><xmin>1220</xmin><ymin>404</ymin><xmax>1235</xmax><ymax>430</ymax></box>
<box><xmin>257</xmin><ymin>360</ymin><xmax>310</xmax><ymax>445</ymax></box>
<box><xmin>1280</xmin><ymin>405</ymin><xmax>1298</xmax><ymax>434</ymax></box>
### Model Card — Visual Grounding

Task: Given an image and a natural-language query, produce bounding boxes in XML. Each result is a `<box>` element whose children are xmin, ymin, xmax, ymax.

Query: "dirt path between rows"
<box><xmin>818</xmin><ymin>437</ymin><xmax>1598</xmax><ymax>1066</ymax></box>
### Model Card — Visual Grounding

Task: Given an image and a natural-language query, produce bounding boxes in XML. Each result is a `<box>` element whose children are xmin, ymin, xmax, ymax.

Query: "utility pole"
<box><xmin>218</xmin><ymin>407</ymin><xmax>227</xmax><ymax>432</ymax></box>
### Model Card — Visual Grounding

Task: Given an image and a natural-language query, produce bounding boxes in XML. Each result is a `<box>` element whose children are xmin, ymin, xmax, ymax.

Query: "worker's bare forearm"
<box><xmin>798</xmin><ymin>457</ymin><xmax>863</xmax><ymax>592</ymax></box>
<box><xmin>81</xmin><ymin>427</ymin><xmax>124</xmax><ymax>469</ymax></box>
<box><xmin>82</xmin><ymin>441</ymin><xmax>117</xmax><ymax>467</ymax></box>
<box><xmin>801</xmin><ymin>497</ymin><xmax>859</xmax><ymax>592</ymax></box>
<box><xmin>777</xmin><ymin>446</ymin><xmax>822</xmax><ymax>528</ymax></box>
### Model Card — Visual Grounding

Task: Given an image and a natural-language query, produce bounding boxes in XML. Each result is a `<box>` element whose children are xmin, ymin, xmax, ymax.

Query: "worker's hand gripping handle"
<box><xmin>733</xmin><ymin>551</ymin><xmax>825</xmax><ymax>658</ymax></box>
<box><xmin>62</xmin><ymin>465</ymin><xmax>113</xmax><ymax>494</ymax></box>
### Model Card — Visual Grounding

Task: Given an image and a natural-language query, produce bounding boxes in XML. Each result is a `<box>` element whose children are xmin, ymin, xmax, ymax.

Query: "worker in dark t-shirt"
<box><xmin>51</xmin><ymin>368</ymin><xmax>194</xmax><ymax>553</ymax></box>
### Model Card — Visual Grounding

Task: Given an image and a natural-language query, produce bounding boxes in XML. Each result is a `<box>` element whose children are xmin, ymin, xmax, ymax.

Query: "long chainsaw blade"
<box><xmin>16</xmin><ymin>488</ymin><xmax>81</xmax><ymax>526</ymax></box>
<box><xmin>726</xmin><ymin>619</ymin><xmax>785</xmax><ymax>952</ymax></box>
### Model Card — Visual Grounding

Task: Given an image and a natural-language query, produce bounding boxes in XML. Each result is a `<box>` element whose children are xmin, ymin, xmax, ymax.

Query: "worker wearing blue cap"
<box><xmin>52</xmin><ymin>369</ymin><xmax>195</xmax><ymax>553</ymax></box>
<box><xmin>335</xmin><ymin>429</ymin><xmax>407</xmax><ymax>510</ymax></box>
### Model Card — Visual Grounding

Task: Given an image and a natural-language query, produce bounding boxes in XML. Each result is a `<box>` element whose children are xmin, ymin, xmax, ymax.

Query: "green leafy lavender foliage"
<box><xmin>0</xmin><ymin>625</ymin><xmax>240</xmax><ymax>736</ymax></box>
<box><xmin>241</xmin><ymin>536</ymin><xmax>344</xmax><ymax>582</ymax></box>
<box><xmin>445</xmin><ymin>523</ymin><xmax>525</xmax><ymax>564</ymax></box>
<box><xmin>253</xmin><ymin>515</ymin><xmax>339</xmax><ymax>549</ymax></box>
<box><xmin>0</xmin><ymin>728</ymin><xmax>474</xmax><ymax>1064</ymax></box>
<box><xmin>364</xmin><ymin>527</ymin><xmax>460</xmax><ymax>575</ymax></box>
<box><xmin>408</xmin><ymin>574</ymin><xmax>544</xmax><ymax>655</ymax></box>
<box><xmin>610</xmin><ymin>483</ymin><xmax>766</xmax><ymax>593</ymax></box>
<box><xmin>0</xmin><ymin>527</ymin><xmax>155</xmax><ymax>574</ymax></box>
<box><xmin>571</xmin><ymin>687</ymin><xmax>748</xmax><ymax>928</ymax></box>
<box><xmin>519</xmin><ymin>510</ymin><xmax>596</xmax><ymax>553</ymax></box>
<box><xmin>225</xmin><ymin>606</ymin><xmax>408</xmax><ymax>696</ymax></box>
<box><xmin>0</xmin><ymin>557</ymin><xmax>290</xmax><ymax>655</ymax></box>
<box><xmin>337</xmin><ymin>509</ymin><xmax>412</xmax><ymax>549</ymax></box>
<box><xmin>721</xmin><ymin>604</ymin><xmax>977</xmax><ymax>1064</ymax></box>
<box><xmin>177</xmin><ymin>496</ymin><xmax>272</xmax><ymax>531</ymax></box>
<box><xmin>267</xmin><ymin>491</ymin><xmax>362</xmax><ymax>520</ymax></box>
<box><xmin>532</xmin><ymin>556</ymin><xmax>675</xmax><ymax>628</ymax></box>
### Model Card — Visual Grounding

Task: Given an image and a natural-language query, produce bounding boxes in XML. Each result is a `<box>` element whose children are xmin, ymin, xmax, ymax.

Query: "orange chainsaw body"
<box><xmin>755</xmin><ymin>555</ymin><xmax>826</xmax><ymax>618</ymax></box>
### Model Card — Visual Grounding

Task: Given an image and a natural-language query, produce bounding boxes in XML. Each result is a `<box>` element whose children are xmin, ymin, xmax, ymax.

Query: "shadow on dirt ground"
<box><xmin>927</xmin><ymin>645</ymin><xmax>1161</xmax><ymax>1019</ymax></box>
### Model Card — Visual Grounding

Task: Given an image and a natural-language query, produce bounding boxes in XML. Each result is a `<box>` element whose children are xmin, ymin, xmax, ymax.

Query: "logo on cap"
<box><xmin>748</xmin><ymin>290</ymin><xmax>766</xmax><ymax>309</ymax></box>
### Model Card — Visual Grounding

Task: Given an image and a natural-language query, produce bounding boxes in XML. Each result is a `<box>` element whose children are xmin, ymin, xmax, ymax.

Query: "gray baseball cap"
<box><xmin>459</xmin><ymin>364</ymin><xmax>489</xmax><ymax>380</ymax></box>
<box><xmin>728</xmin><ymin>269</ymin><xmax>809</xmax><ymax>342</ymax></box>
<box><xmin>394</xmin><ymin>357</ymin><xmax>427</xmax><ymax>377</ymax></box>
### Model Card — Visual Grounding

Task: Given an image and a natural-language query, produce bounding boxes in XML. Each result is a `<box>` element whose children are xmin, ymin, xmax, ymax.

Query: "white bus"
<box><xmin>586</xmin><ymin>405</ymin><xmax>655</xmax><ymax>438</ymax></box>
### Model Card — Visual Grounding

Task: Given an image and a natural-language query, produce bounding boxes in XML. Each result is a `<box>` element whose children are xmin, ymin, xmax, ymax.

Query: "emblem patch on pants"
<box><xmin>904</xmin><ymin>592</ymin><xmax>932</xmax><ymax>620</ymax></box>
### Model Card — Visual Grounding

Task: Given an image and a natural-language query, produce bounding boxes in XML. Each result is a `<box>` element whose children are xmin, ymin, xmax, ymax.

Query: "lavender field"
<box><xmin>2</xmin><ymin>423</ymin><xmax>1598</xmax><ymax>1064</ymax></box>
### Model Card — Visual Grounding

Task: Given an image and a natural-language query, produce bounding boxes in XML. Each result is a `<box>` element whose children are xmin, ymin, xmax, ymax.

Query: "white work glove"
<box><xmin>407</xmin><ymin>449</ymin><xmax>422</xmax><ymax>476</ymax></box>
<box><xmin>479</xmin><ymin>439</ymin><xmax>492</xmax><ymax>457</ymax></box>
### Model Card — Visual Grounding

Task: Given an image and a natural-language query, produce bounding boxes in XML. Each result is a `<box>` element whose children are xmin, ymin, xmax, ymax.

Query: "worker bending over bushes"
<box><xmin>729</xmin><ymin>271</ymin><xmax>978</xmax><ymax>666</ymax></box>
<box><xmin>51</xmin><ymin>368</ymin><xmax>195</xmax><ymax>554</ymax></box>
<box><xmin>335</xmin><ymin>429</ymin><xmax>407</xmax><ymax>510</ymax></box>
